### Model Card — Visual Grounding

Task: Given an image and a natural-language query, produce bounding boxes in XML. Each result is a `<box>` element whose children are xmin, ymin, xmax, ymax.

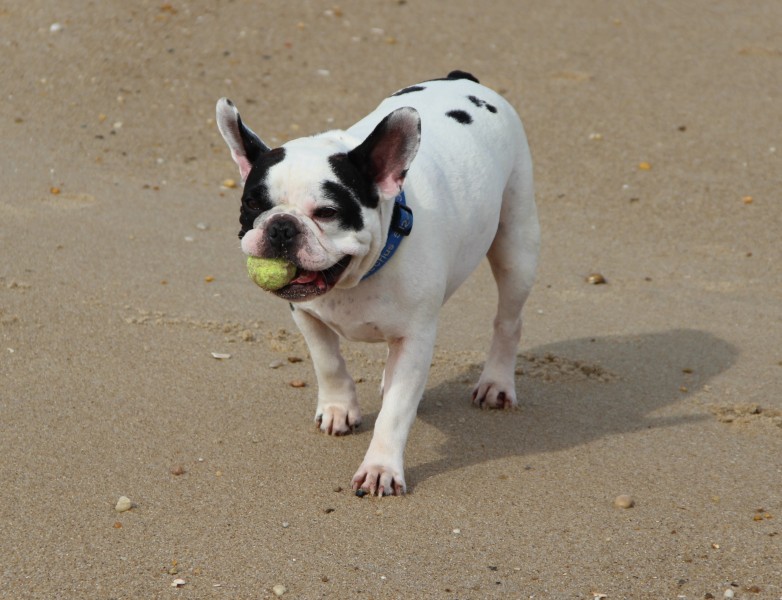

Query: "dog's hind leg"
<box><xmin>472</xmin><ymin>154</ymin><xmax>539</xmax><ymax>409</ymax></box>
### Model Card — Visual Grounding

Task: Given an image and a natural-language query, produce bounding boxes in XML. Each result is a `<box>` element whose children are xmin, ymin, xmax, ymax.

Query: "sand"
<box><xmin>1</xmin><ymin>1</ymin><xmax>781</xmax><ymax>598</ymax></box>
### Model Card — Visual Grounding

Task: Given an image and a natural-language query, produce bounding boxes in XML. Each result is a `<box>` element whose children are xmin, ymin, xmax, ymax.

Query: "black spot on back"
<box><xmin>447</xmin><ymin>70</ymin><xmax>480</xmax><ymax>83</ymax></box>
<box><xmin>321</xmin><ymin>180</ymin><xmax>365</xmax><ymax>231</ymax></box>
<box><xmin>392</xmin><ymin>85</ymin><xmax>426</xmax><ymax>97</ymax></box>
<box><xmin>446</xmin><ymin>109</ymin><xmax>473</xmax><ymax>125</ymax></box>
<box><xmin>424</xmin><ymin>71</ymin><xmax>481</xmax><ymax>85</ymax></box>
<box><xmin>239</xmin><ymin>147</ymin><xmax>286</xmax><ymax>238</ymax></box>
<box><xmin>467</xmin><ymin>95</ymin><xmax>498</xmax><ymax>114</ymax></box>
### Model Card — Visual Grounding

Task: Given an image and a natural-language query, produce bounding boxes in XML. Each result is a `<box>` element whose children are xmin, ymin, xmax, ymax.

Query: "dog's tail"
<box><xmin>446</xmin><ymin>70</ymin><xmax>480</xmax><ymax>84</ymax></box>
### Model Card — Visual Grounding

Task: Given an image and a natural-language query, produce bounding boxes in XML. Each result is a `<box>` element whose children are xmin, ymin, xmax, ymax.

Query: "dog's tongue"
<box><xmin>291</xmin><ymin>270</ymin><xmax>327</xmax><ymax>291</ymax></box>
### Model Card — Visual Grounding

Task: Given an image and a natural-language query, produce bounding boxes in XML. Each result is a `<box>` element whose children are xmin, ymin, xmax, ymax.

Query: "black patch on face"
<box><xmin>239</xmin><ymin>147</ymin><xmax>286</xmax><ymax>238</ymax></box>
<box><xmin>468</xmin><ymin>95</ymin><xmax>498</xmax><ymax>113</ymax></box>
<box><xmin>321</xmin><ymin>180</ymin><xmax>365</xmax><ymax>231</ymax></box>
<box><xmin>392</xmin><ymin>85</ymin><xmax>426</xmax><ymax>96</ymax></box>
<box><xmin>446</xmin><ymin>109</ymin><xmax>473</xmax><ymax>125</ymax></box>
<box><xmin>328</xmin><ymin>153</ymin><xmax>379</xmax><ymax>209</ymax></box>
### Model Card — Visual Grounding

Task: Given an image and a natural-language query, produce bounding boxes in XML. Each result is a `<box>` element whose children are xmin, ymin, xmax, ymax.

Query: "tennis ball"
<box><xmin>247</xmin><ymin>256</ymin><xmax>297</xmax><ymax>291</ymax></box>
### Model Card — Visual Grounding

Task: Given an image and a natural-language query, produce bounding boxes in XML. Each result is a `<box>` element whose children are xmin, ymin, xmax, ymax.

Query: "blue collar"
<box><xmin>362</xmin><ymin>190</ymin><xmax>413</xmax><ymax>280</ymax></box>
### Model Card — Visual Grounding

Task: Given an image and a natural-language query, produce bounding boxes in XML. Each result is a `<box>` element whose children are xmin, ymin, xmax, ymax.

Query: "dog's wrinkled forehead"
<box><xmin>239</xmin><ymin>137</ymin><xmax>378</xmax><ymax>237</ymax></box>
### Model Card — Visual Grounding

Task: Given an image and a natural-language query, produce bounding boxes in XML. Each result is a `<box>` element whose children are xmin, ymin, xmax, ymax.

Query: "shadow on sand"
<box><xmin>401</xmin><ymin>328</ymin><xmax>738</xmax><ymax>488</ymax></box>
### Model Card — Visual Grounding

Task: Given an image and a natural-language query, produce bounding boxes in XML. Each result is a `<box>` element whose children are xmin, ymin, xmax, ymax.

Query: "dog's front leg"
<box><xmin>291</xmin><ymin>307</ymin><xmax>361</xmax><ymax>435</ymax></box>
<box><xmin>352</xmin><ymin>325</ymin><xmax>436</xmax><ymax>496</ymax></box>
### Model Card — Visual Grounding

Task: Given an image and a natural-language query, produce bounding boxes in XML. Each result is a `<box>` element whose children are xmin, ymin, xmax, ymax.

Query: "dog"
<box><xmin>216</xmin><ymin>71</ymin><xmax>539</xmax><ymax>496</ymax></box>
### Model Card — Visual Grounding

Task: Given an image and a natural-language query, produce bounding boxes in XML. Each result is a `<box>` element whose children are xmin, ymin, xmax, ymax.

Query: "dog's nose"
<box><xmin>267</xmin><ymin>217</ymin><xmax>298</xmax><ymax>250</ymax></box>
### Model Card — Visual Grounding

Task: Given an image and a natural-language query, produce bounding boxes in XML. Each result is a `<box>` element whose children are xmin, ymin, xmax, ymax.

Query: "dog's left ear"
<box><xmin>216</xmin><ymin>98</ymin><xmax>271</xmax><ymax>182</ymax></box>
<box><xmin>349</xmin><ymin>107</ymin><xmax>421</xmax><ymax>198</ymax></box>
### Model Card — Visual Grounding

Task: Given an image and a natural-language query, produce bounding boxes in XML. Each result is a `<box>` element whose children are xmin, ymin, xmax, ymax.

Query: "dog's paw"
<box><xmin>471</xmin><ymin>379</ymin><xmax>518</xmax><ymax>410</ymax></box>
<box><xmin>351</xmin><ymin>463</ymin><xmax>406</xmax><ymax>496</ymax></box>
<box><xmin>315</xmin><ymin>403</ymin><xmax>362</xmax><ymax>436</ymax></box>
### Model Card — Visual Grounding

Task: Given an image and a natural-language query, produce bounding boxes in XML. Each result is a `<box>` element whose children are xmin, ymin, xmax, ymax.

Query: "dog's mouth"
<box><xmin>273</xmin><ymin>256</ymin><xmax>352</xmax><ymax>301</ymax></box>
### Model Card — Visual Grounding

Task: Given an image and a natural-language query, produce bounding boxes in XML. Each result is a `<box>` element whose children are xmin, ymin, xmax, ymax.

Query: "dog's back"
<box><xmin>348</xmin><ymin>71</ymin><xmax>535</xmax><ymax>301</ymax></box>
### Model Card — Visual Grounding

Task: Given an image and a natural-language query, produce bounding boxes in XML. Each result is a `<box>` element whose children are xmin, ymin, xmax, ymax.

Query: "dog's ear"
<box><xmin>216</xmin><ymin>98</ymin><xmax>271</xmax><ymax>182</ymax></box>
<box><xmin>349</xmin><ymin>107</ymin><xmax>421</xmax><ymax>198</ymax></box>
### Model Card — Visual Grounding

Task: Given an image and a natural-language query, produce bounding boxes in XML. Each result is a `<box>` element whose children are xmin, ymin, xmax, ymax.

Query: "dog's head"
<box><xmin>216</xmin><ymin>98</ymin><xmax>420</xmax><ymax>302</ymax></box>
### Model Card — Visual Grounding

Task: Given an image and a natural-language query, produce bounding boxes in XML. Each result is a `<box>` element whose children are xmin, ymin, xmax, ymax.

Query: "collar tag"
<box><xmin>362</xmin><ymin>190</ymin><xmax>412</xmax><ymax>281</ymax></box>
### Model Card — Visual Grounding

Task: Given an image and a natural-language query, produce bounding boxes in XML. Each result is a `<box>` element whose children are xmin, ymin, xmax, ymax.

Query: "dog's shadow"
<box><xmin>391</xmin><ymin>328</ymin><xmax>737</xmax><ymax>488</ymax></box>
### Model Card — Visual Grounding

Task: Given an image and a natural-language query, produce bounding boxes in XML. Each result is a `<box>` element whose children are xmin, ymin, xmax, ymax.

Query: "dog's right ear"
<box><xmin>216</xmin><ymin>98</ymin><xmax>271</xmax><ymax>182</ymax></box>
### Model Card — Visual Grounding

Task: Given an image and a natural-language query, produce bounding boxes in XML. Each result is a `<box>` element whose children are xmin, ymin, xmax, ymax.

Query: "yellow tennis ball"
<box><xmin>246</xmin><ymin>257</ymin><xmax>296</xmax><ymax>291</ymax></box>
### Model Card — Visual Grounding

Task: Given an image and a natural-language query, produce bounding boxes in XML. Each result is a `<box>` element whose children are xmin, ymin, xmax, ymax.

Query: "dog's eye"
<box><xmin>243</xmin><ymin>196</ymin><xmax>264</xmax><ymax>211</ymax></box>
<box><xmin>313</xmin><ymin>207</ymin><xmax>338</xmax><ymax>220</ymax></box>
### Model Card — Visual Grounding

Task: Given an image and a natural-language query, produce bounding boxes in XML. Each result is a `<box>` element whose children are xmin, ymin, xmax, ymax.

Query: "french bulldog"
<box><xmin>216</xmin><ymin>71</ymin><xmax>539</xmax><ymax>496</ymax></box>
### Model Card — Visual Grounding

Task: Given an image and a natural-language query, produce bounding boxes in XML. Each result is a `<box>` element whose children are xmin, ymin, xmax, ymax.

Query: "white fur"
<box><xmin>217</xmin><ymin>76</ymin><xmax>540</xmax><ymax>496</ymax></box>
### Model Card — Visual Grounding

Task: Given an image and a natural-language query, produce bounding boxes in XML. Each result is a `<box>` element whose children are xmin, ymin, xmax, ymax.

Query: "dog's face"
<box><xmin>216</xmin><ymin>99</ymin><xmax>420</xmax><ymax>302</ymax></box>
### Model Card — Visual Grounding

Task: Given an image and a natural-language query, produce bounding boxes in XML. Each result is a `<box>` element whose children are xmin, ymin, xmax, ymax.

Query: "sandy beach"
<box><xmin>1</xmin><ymin>1</ymin><xmax>781</xmax><ymax>598</ymax></box>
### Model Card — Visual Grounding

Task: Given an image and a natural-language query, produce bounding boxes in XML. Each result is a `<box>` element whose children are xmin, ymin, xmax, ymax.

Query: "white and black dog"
<box><xmin>216</xmin><ymin>71</ymin><xmax>539</xmax><ymax>496</ymax></box>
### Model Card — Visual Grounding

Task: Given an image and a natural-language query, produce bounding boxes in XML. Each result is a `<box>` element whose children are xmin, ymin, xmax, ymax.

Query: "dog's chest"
<box><xmin>300</xmin><ymin>291</ymin><xmax>398</xmax><ymax>343</ymax></box>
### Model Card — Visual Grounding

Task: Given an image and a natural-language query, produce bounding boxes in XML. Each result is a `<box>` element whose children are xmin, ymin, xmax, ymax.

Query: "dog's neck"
<box><xmin>361</xmin><ymin>190</ymin><xmax>413</xmax><ymax>281</ymax></box>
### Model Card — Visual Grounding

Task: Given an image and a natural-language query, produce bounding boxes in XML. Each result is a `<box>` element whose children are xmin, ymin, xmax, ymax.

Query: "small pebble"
<box><xmin>586</xmin><ymin>273</ymin><xmax>607</xmax><ymax>285</ymax></box>
<box><xmin>269</xmin><ymin>359</ymin><xmax>285</xmax><ymax>369</ymax></box>
<box><xmin>170</xmin><ymin>465</ymin><xmax>186</xmax><ymax>476</ymax></box>
<box><xmin>723</xmin><ymin>589</ymin><xmax>735</xmax><ymax>599</ymax></box>
<box><xmin>171</xmin><ymin>578</ymin><xmax>186</xmax><ymax>588</ymax></box>
<box><xmin>452</xmin><ymin>528</ymin><xmax>461</xmax><ymax>534</ymax></box>
<box><xmin>614</xmin><ymin>494</ymin><xmax>635</xmax><ymax>509</ymax></box>
<box><xmin>211</xmin><ymin>352</ymin><xmax>231</xmax><ymax>360</ymax></box>
<box><xmin>272</xmin><ymin>584</ymin><xmax>287</xmax><ymax>596</ymax></box>
<box><xmin>222</xmin><ymin>178</ymin><xmax>237</xmax><ymax>189</ymax></box>
<box><xmin>196</xmin><ymin>222</ymin><xmax>209</xmax><ymax>230</ymax></box>
<box><xmin>49</xmin><ymin>23</ymin><xmax>64</xmax><ymax>33</ymax></box>
<box><xmin>282</xmin><ymin>521</ymin><xmax>290</xmax><ymax>528</ymax></box>
<box><xmin>289</xmin><ymin>380</ymin><xmax>306</xmax><ymax>388</ymax></box>
<box><xmin>638</xmin><ymin>161</ymin><xmax>652</xmax><ymax>170</ymax></box>
<box><xmin>115</xmin><ymin>496</ymin><xmax>133</xmax><ymax>512</ymax></box>
<box><xmin>355</xmin><ymin>489</ymin><xmax>368</xmax><ymax>498</ymax></box>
